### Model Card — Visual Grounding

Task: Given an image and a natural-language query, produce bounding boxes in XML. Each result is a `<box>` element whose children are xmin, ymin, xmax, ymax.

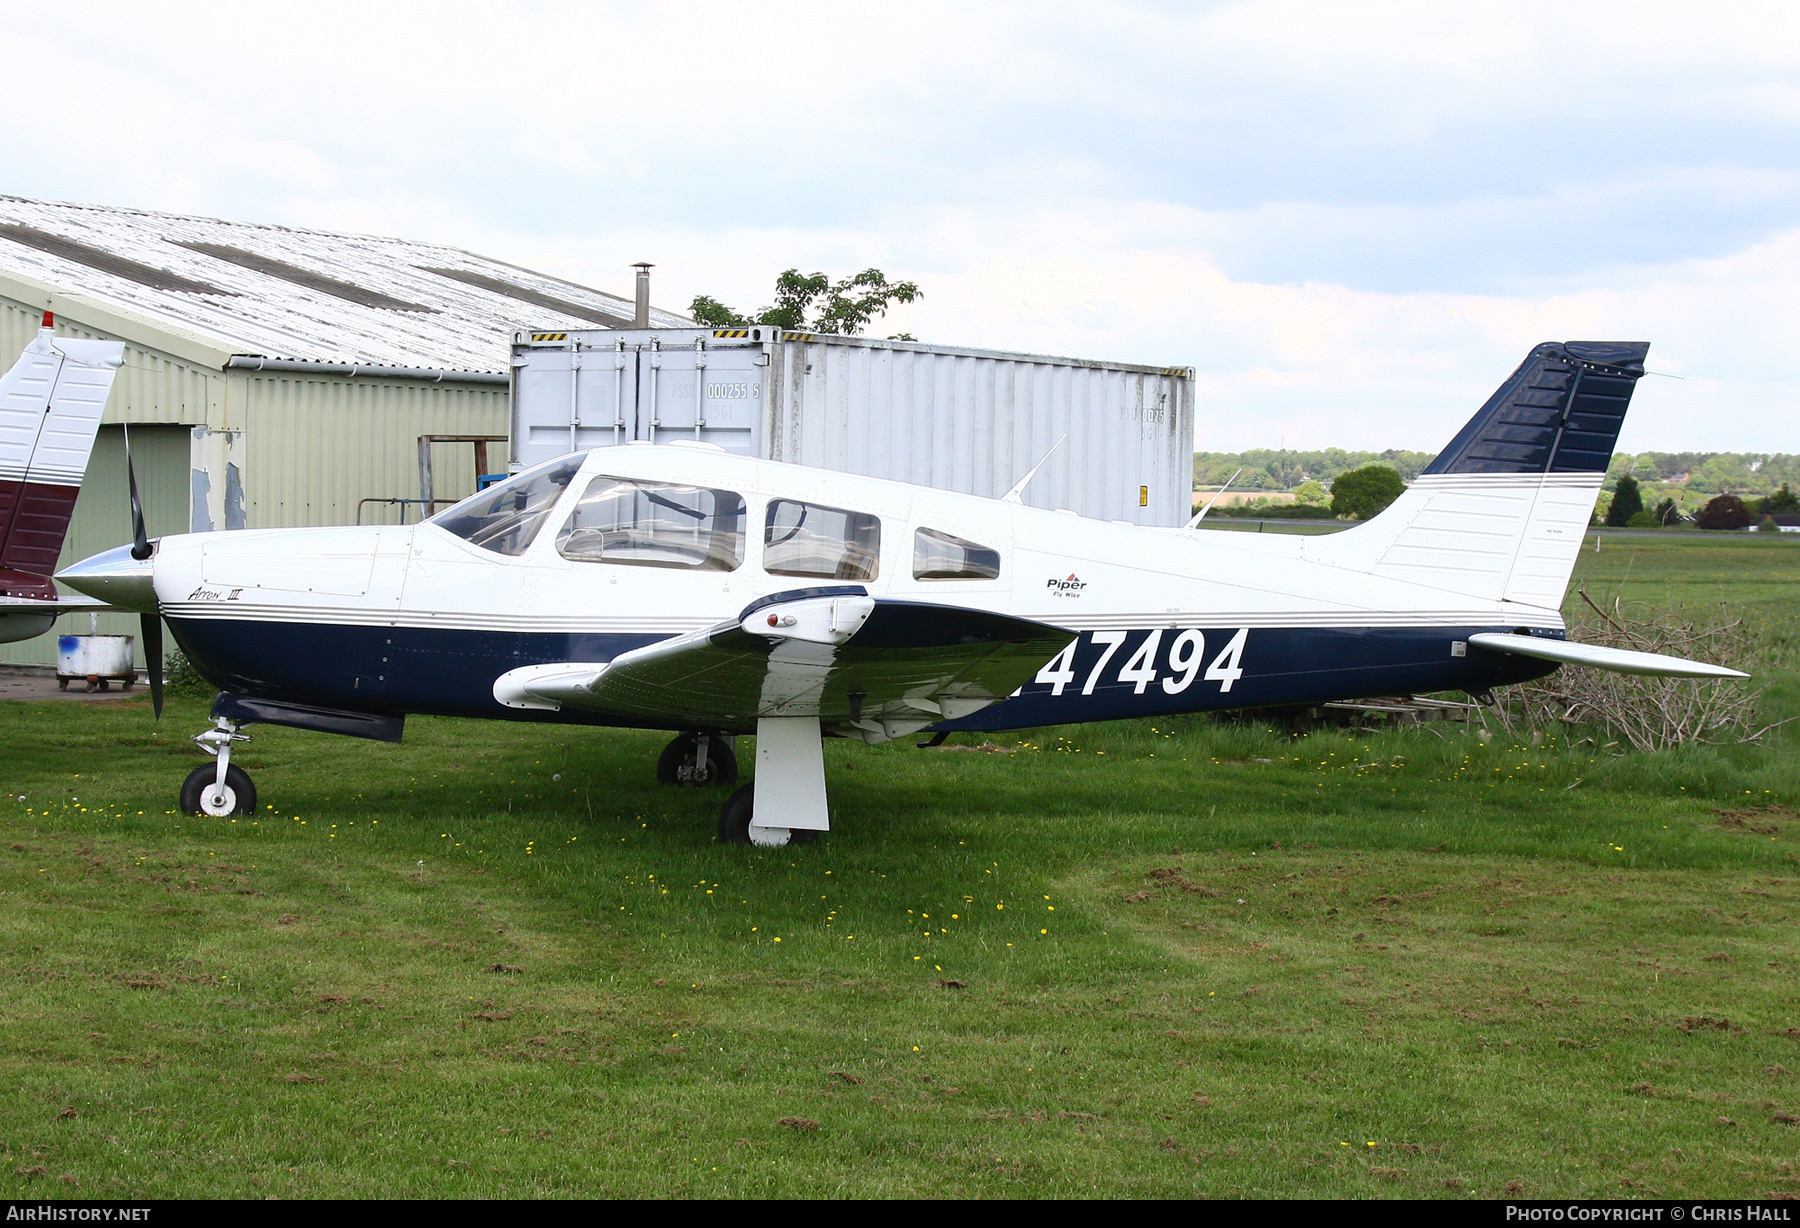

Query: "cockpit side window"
<box><xmin>428</xmin><ymin>455</ymin><xmax>582</xmax><ymax>556</ymax></box>
<box><xmin>763</xmin><ymin>499</ymin><xmax>881</xmax><ymax>581</ymax></box>
<box><xmin>556</xmin><ymin>479</ymin><xmax>745</xmax><ymax>571</ymax></box>
<box><xmin>913</xmin><ymin>527</ymin><xmax>1001</xmax><ymax>580</ymax></box>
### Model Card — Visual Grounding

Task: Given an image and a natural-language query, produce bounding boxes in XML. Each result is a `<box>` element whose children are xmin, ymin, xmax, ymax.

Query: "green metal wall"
<box><xmin>0</xmin><ymin>426</ymin><xmax>189</xmax><ymax>668</ymax></box>
<box><xmin>0</xmin><ymin>295</ymin><xmax>218</xmax><ymax>428</ymax></box>
<box><xmin>232</xmin><ymin>371</ymin><xmax>507</xmax><ymax>529</ymax></box>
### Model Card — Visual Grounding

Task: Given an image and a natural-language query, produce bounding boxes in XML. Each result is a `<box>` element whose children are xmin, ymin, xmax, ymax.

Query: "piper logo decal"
<box><xmin>1046</xmin><ymin>574</ymin><xmax>1087</xmax><ymax>598</ymax></box>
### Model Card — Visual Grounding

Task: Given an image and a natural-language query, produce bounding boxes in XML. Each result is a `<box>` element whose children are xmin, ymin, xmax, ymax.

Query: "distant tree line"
<box><xmin>1197</xmin><ymin>447</ymin><xmax>1800</xmax><ymax>501</ymax></box>
<box><xmin>1608</xmin><ymin>452</ymin><xmax>1800</xmax><ymax>496</ymax></box>
<box><xmin>1201</xmin><ymin>462</ymin><xmax>1408</xmax><ymax>522</ymax></box>
<box><xmin>1193</xmin><ymin>448</ymin><xmax>1434</xmax><ymax>493</ymax></box>
<box><xmin>1601</xmin><ymin>475</ymin><xmax>1799</xmax><ymax>530</ymax></box>
<box><xmin>1195</xmin><ymin>444</ymin><xmax>1800</xmax><ymax>531</ymax></box>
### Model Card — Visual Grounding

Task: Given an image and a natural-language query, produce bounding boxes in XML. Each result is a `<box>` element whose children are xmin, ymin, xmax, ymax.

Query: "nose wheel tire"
<box><xmin>657</xmin><ymin>733</ymin><xmax>738</xmax><ymax>787</ymax></box>
<box><xmin>716</xmin><ymin>783</ymin><xmax>818</xmax><ymax>847</ymax></box>
<box><xmin>179</xmin><ymin>763</ymin><xmax>258</xmax><ymax>817</ymax></box>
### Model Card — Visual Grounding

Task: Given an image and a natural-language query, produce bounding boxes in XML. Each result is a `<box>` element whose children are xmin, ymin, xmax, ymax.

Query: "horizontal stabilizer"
<box><xmin>1467</xmin><ymin>632</ymin><xmax>1748</xmax><ymax>679</ymax></box>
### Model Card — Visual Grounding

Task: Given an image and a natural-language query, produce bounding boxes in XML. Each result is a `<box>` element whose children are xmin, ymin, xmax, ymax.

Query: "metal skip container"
<box><xmin>56</xmin><ymin>632</ymin><xmax>137</xmax><ymax>692</ymax></box>
<box><xmin>508</xmin><ymin>328</ymin><xmax>1196</xmax><ymax>527</ymax></box>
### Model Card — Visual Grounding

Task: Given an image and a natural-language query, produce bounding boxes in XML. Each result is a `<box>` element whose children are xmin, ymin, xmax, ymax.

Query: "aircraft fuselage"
<box><xmin>153</xmin><ymin>444</ymin><xmax>1556</xmax><ymax>734</ymax></box>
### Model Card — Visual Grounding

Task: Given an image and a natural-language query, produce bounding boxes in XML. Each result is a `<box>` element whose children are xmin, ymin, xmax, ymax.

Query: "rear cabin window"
<box><xmin>913</xmin><ymin>527</ymin><xmax>1001</xmax><ymax>580</ymax></box>
<box><xmin>763</xmin><ymin>499</ymin><xmax>881</xmax><ymax>581</ymax></box>
<box><xmin>429</xmin><ymin>455</ymin><xmax>582</xmax><ymax>556</ymax></box>
<box><xmin>556</xmin><ymin>478</ymin><xmax>745</xmax><ymax>571</ymax></box>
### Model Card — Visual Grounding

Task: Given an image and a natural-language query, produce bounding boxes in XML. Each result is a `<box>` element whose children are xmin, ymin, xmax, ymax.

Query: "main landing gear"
<box><xmin>656</xmin><ymin>732</ymin><xmax>738</xmax><ymax>788</ymax></box>
<box><xmin>715</xmin><ymin>717</ymin><xmax>828</xmax><ymax>848</ymax></box>
<box><xmin>180</xmin><ymin>717</ymin><xmax>257</xmax><ymax>817</ymax></box>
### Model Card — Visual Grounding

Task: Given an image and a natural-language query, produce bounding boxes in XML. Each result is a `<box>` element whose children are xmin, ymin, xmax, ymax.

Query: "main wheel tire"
<box><xmin>657</xmin><ymin>733</ymin><xmax>738</xmax><ymax>787</ymax></box>
<box><xmin>717</xmin><ymin>783</ymin><xmax>755</xmax><ymax>844</ymax></box>
<box><xmin>179</xmin><ymin>763</ymin><xmax>258</xmax><ymax>817</ymax></box>
<box><xmin>716</xmin><ymin>783</ymin><xmax>818</xmax><ymax>846</ymax></box>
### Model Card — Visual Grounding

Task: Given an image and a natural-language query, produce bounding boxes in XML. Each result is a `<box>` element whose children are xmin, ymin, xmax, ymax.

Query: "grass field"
<box><xmin>2</xmin><ymin>537</ymin><xmax>1799</xmax><ymax>1198</ymax></box>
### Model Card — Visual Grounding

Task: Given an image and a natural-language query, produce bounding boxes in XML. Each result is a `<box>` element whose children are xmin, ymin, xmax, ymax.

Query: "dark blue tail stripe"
<box><xmin>1421</xmin><ymin>342</ymin><xmax>1648</xmax><ymax>476</ymax></box>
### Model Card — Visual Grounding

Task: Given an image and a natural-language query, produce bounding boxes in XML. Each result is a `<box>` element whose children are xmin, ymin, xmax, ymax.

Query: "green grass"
<box><xmin>2</xmin><ymin>537</ymin><xmax>1798</xmax><ymax>1198</ymax></box>
<box><xmin>1572</xmin><ymin>533</ymin><xmax>1800</xmax><ymax>614</ymax></box>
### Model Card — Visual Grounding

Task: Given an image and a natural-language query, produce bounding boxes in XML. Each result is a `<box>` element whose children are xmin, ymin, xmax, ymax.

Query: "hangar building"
<box><xmin>0</xmin><ymin>195</ymin><xmax>687</xmax><ymax>668</ymax></box>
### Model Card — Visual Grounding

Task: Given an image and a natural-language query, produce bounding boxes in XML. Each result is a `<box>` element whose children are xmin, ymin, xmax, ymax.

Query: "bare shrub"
<box><xmin>1491</xmin><ymin>594</ymin><xmax>1789</xmax><ymax>752</ymax></box>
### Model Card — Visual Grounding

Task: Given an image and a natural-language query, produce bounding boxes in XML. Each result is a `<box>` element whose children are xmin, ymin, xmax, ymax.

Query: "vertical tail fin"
<box><xmin>0</xmin><ymin>314</ymin><xmax>126</xmax><ymax>598</ymax></box>
<box><xmin>1308</xmin><ymin>341</ymin><xmax>1648</xmax><ymax>610</ymax></box>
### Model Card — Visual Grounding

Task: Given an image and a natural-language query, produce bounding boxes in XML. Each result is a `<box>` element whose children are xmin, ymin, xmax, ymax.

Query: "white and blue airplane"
<box><xmin>58</xmin><ymin>340</ymin><xmax>1744</xmax><ymax>846</ymax></box>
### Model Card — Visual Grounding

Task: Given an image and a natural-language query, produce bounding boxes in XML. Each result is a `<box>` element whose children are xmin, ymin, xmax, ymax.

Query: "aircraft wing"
<box><xmin>1468</xmin><ymin>632</ymin><xmax>1748</xmax><ymax>679</ymax></box>
<box><xmin>494</xmin><ymin>589</ymin><xmax>1073</xmax><ymax>741</ymax></box>
<box><xmin>0</xmin><ymin>593</ymin><xmax>110</xmax><ymax>610</ymax></box>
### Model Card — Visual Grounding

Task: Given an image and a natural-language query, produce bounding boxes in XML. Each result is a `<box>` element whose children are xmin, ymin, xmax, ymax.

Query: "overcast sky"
<box><xmin>4</xmin><ymin>0</ymin><xmax>1797</xmax><ymax>453</ymax></box>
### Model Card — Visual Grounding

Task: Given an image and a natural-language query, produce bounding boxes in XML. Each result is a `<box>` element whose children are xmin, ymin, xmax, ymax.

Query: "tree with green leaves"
<box><xmin>1761</xmin><ymin>483</ymin><xmax>1800</xmax><ymax>515</ymax></box>
<box><xmin>1696</xmin><ymin>494</ymin><xmax>1752</xmax><ymax>531</ymax></box>
<box><xmin>690</xmin><ymin>268</ymin><xmax>922</xmax><ymax>338</ymax></box>
<box><xmin>1604</xmin><ymin>475</ymin><xmax>1644</xmax><ymax>527</ymax></box>
<box><xmin>1330</xmin><ymin>464</ymin><xmax>1406</xmax><ymax>520</ymax></box>
<box><xmin>1294</xmin><ymin>479</ymin><xmax>1329</xmax><ymax>506</ymax></box>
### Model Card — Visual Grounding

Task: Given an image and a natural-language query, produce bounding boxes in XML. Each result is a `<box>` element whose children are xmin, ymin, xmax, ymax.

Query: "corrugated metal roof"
<box><xmin>0</xmin><ymin>196</ymin><xmax>688</xmax><ymax>374</ymax></box>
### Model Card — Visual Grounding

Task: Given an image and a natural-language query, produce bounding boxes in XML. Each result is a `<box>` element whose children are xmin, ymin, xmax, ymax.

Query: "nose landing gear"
<box><xmin>180</xmin><ymin>718</ymin><xmax>257</xmax><ymax>817</ymax></box>
<box><xmin>656</xmin><ymin>732</ymin><xmax>738</xmax><ymax>787</ymax></box>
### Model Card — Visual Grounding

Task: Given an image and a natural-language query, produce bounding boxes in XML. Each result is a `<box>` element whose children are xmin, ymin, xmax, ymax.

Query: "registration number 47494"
<box><xmin>1033</xmin><ymin>628</ymin><xmax>1249</xmax><ymax>698</ymax></box>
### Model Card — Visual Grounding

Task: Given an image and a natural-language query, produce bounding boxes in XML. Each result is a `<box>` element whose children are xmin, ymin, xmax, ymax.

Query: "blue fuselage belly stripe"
<box><xmin>169</xmin><ymin>617</ymin><xmax>1556</xmax><ymax>733</ymax></box>
<box><xmin>168</xmin><ymin>616</ymin><xmax>665</xmax><ymax>724</ymax></box>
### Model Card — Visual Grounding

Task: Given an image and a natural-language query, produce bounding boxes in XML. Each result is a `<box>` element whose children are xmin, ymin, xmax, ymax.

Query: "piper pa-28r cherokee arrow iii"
<box><xmin>60</xmin><ymin>339</ymin><xmax>1745</xmax><ymax>847</ymax></box>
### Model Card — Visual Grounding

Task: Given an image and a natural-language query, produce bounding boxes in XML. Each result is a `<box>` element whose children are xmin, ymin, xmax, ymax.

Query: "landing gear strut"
<box><xmin>716</xmin><ymin>717</ymin><xmax>827</xmax><ymax>847</ymax></box>
<box><xmin>656</xmin><ymin>732</ymin><xmax>738</xmax><ymax>787</ymax></box>
<box><xmin>181</xmin><ymin>717</ymin><xmax>257</xmax><ymax>816</ymax></box>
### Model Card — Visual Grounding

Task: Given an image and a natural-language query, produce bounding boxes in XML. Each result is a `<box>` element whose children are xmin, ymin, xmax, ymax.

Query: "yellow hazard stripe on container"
<box><xmin>711</xmin><ymin>328</ymin><xmax>815</xmax><ymax>341</ymax></box>
<box><xmin>530</xmin><ymin>332</ymin><xmax>568</xmax><ymax>342</ymax></box>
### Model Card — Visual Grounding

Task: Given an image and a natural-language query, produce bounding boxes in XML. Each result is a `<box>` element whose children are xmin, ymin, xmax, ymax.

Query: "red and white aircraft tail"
<box><xmin>0</xmin><ymin>312</ymin><xmax>126</xmax><ymax>642</ymax></box>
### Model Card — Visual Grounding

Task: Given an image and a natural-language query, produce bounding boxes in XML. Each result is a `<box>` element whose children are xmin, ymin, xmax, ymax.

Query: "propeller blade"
<box><xmin>140</xmin><ymin>611</ymin><xmax>163</xmax><ymax>720</ymax></box>
<box><xmin>125</xmin><ymin>424</ymin><xmax>150</xmax><ymax>561</ymax></box>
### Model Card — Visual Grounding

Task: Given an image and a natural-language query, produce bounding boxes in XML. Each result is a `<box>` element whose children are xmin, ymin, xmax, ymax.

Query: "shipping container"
<box><xmin>509</xmin><ymin>328</ymin><xmax>1195</xmax><ymax>526</ymax></box>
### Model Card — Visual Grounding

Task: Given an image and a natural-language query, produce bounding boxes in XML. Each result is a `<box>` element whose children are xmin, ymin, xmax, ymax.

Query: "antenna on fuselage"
<box><xmin>1001</xmin><ymin>434</ymin><xmax>1067</xmax><ymax>505</ymax></box>
<box><xmin>1186</xmin><ymin>466</ymin><xmax>1243</xmax><ymax>528</ymax></box>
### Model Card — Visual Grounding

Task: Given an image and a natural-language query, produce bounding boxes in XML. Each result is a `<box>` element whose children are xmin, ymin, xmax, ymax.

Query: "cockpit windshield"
<box><xmin>428</xmin><ymin>455</ymin><xmax>583</xmax><ymax>555</ymax></box>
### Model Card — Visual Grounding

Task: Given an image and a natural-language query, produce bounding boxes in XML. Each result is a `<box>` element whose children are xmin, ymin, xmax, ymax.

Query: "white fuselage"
<box><xmin>149</xmin><ymin>444</ymin><xmax>1581</xmax><ymax>730</ymax></box>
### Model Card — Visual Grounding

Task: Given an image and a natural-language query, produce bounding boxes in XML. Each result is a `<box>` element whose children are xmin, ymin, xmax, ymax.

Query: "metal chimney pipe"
<box><xmin>632</xmin><ymin>263</ymin><xmax>653</xmax><ymax>328</ymax></box>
